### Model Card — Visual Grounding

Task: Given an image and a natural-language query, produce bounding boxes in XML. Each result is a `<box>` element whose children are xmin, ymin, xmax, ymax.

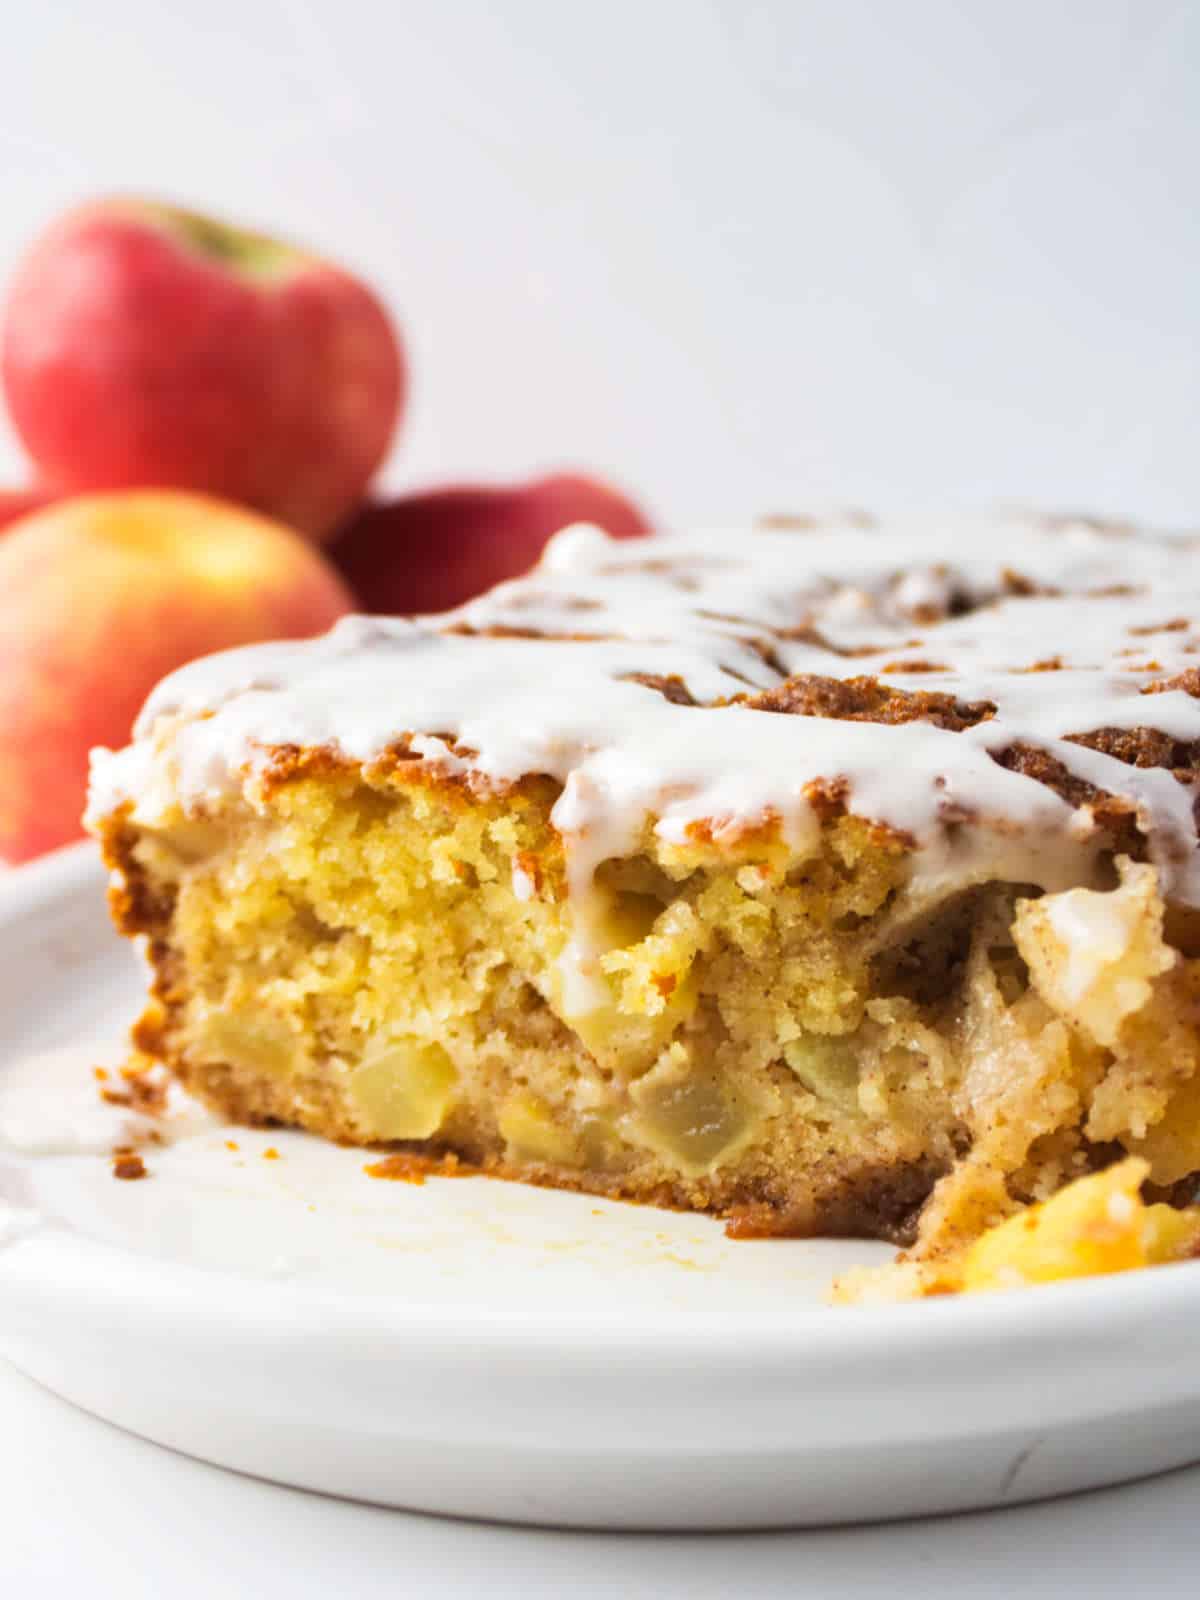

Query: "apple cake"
<box><xmin>87</xmin><ymin>514</ymin><xmax>1200</xmax><ymax>1257</ymax></box>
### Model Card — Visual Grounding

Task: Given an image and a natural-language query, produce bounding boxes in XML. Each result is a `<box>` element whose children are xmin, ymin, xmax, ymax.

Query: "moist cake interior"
<box><xmin>90</xmin><ymin>515</ymin><xmax>1200</xmax><ymax>1253</ymax></box>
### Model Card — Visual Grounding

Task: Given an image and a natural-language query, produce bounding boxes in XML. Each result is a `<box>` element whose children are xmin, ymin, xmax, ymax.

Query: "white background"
<box><xmin>3</xmin><ymin>4</ymin><xmax>1199</xmax><ymax>1591</ymax></box>
<box><xmin>0</xmin><ymin>1</ymin><xmax>1196</xmax><ymax>528</ymax></box>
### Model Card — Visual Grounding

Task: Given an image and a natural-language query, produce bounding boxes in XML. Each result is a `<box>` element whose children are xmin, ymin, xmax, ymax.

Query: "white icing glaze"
<box><xmin>1042</xmin><ymin>886</ymin><xmax>1164</xmax><ymax>1005</ymax></box>
<box><xmin>88</xmin><ymin>514</ymin><xmax>1200</xmax><ymax>922</ymax></box>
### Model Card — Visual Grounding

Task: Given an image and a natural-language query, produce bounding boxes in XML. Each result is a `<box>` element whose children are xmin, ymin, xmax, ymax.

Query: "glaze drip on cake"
<box><xmin>91</xmin><ymin>513</ymin><xmax>1200</xmax><ymax>910</ymax></box>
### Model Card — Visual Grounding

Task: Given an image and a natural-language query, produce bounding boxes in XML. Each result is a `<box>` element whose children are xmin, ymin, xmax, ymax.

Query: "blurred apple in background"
<box><xmin>331</xmin><ymin>471</ymin><xmax>652</xmax><ymax>613</ymax></box>
<box><xmin>0</xmin><ymin>487</ymin><xmax>52</xmax><ymax>534</ymax></box>
<box><xmin>0</xmin><ymin>491</ymin><xmax>352</xmax><ymax>863</ymax></box>
<box><xmin>0</xmin><ymin>197</ymin><xmax>656</xmax><ymax>862</ymax></box>
<box><xmin>1</xmin><ymin>200</ymin><xmax>404</xmax><ymax>542</ymax></box>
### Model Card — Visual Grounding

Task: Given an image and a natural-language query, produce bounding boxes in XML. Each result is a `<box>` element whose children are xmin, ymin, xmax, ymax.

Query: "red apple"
<box><xmin>0</xmin><ymin>487</ymin><xmax>53</xmax><ymax>534</ymax></box>
<box><xmin>1</xmin><ymin>199</ymin><xmax>404</xmax><ymax>542</ymax></box>
<box><xmin>0</xmin><ymin>490</ymin><xmax>353</xmax><ymax>863</ymax></box>
<box><xmin>331</xmin><ymin>471</ymin><xmax>652</xmax><ymax>614</ymax></box>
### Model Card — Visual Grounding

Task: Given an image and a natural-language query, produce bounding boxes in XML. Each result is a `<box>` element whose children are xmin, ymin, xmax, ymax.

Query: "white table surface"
<box><xmin>4</xmin><ymin>1356</ymin><xmax>1198</xmax><ymax>1597</ymax></box>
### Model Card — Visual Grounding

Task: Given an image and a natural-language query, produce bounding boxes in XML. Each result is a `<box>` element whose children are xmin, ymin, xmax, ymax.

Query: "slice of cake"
<box><xmin>87</xmin><ymin>514</ymin><xmax>1200</xmax><ymax>1255</ymax></box>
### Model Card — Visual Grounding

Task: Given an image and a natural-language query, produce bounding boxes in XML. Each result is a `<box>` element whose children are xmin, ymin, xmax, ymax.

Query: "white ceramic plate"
<box><xmin>1</xmin><ymin>843</ymin><xmax>1198</xmax><ymax>1529</ymax></box>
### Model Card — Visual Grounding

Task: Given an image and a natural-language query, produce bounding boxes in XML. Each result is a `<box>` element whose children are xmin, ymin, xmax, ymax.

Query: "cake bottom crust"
<box><xmin>133</xmin><ymin>1011</ymin><xmax>946</xmax><ymax>1245</ymax></box>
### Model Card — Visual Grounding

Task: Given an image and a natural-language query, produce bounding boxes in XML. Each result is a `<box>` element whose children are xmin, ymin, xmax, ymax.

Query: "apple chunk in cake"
<box><xmin>88</xmin><ymin>515</ymin><xmax>1200</xmax><ymax>1250</ymax></box>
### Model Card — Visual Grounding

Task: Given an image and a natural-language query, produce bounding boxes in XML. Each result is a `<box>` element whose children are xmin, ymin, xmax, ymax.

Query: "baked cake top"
<box><xmin>89</xmin><ymin>513</ymin><xmax>1200</xmax><ymax>906</ymax></box>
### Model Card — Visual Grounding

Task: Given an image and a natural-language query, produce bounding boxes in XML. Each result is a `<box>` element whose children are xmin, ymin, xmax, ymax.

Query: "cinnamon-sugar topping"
<box><xmin>88</xmin><ymin>513</ymin><xmax>1200</xmax><ymax>909</ymax></box>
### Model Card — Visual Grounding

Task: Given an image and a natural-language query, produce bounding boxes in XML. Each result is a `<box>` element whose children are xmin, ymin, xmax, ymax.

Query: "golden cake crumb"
<box><xmin>112</xmin><ymin>1149</ymin><xmax>149</xmax><ymax>1181</ymax></box>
